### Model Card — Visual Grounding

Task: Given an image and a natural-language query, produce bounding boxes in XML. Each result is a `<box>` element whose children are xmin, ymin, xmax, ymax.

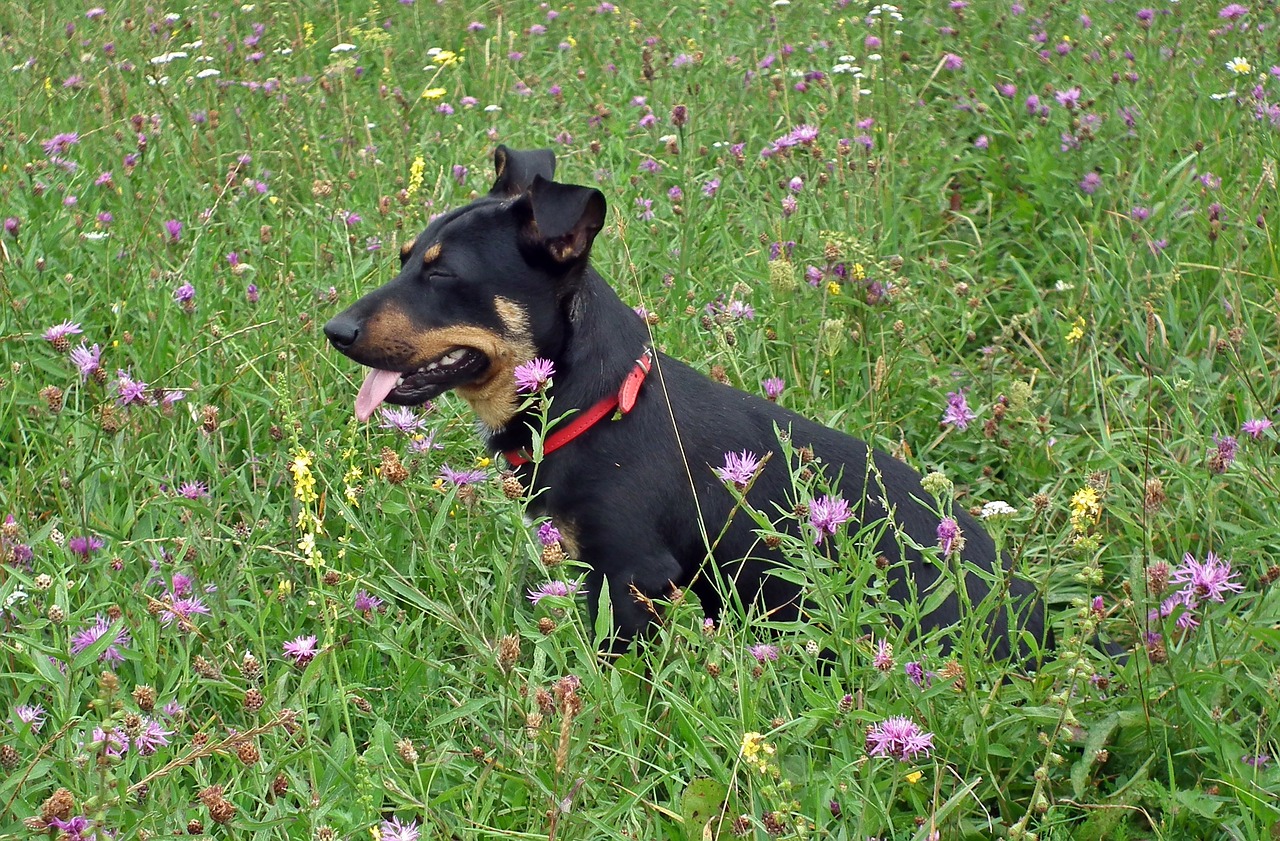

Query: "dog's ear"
<box><xmin>523</xmin><ymin>175</ymin><xmax>606</xmax><ymax>264</ymax></box>
<box><xmin>489</xmin><ymin>146</ymin><xmax>556</xmax><ymax>197</ymax></box>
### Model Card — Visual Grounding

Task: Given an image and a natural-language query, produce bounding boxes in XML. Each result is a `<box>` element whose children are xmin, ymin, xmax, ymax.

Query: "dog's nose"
<box><xmin>323</xmin><ymin>315</ymin><xmax>360</xmax><ymax>349</ymax></box>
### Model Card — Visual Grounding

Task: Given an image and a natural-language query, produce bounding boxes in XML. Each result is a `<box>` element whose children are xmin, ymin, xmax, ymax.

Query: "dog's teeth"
<box><xmin>395</xmin><ymin>375</ymin><xmax>404</xmax><ymax>386</ymax></box>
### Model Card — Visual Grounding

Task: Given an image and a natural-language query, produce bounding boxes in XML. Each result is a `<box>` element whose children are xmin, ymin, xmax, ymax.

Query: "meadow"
<box><xmin>1</xmin><ymin>0</ymin><xmax>1279</xmax><ymax>838</ymax></box>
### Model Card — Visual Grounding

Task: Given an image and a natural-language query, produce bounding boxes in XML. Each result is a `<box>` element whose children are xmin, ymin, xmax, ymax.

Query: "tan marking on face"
<box><xmin>399</xmin><ymin>237</ymin><xmax>416</xmax><ymax>260</ymax></box>
<box><xmin>421</xmin><ymin>242</ymin><xmax>442</xmax><ymax>266</ymax></box>
<box><xmin>455</xmin><ymin>296</ymin><xmax>536</xmax><ymax>429</ymax></box>
<box><xmin>556</xmin><ymin>520</ymin><xmax>581</xmax><ymax>559</ymax></box>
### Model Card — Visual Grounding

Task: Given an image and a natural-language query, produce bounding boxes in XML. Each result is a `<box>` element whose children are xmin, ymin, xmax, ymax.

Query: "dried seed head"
<box><xmin>41</xmin><ymin>788</ymin><xmax>76</xmax><ymax>821</ymax></box>
<box><xmin>501</xmin><ymin>473</ymin><xmax>524</xmax><ymax>499</ymax></box>
<box><xmin>40</xmin><ymin>385</ymin><xmax>64</xmax><ymax>414</ymax></box>
<box><xmin>209</xmin><ymin>797</ymin><xmax>237</xmax><ymax>824</ymax></box>
<box><xmin>132</xmin><ymin>684</ymin><xmax>156</xmax><ymax>712</ymax></box>
<box><xmin>540</xmin><ymin>542</ymin><xmax>565</xmax><ymax>567</ymax></box>
<box><xmin>1143</xmin><ymin>477</ymin><xmax>1166</xmax><ymax>513</ymax></box>
<box><xmin>0</xmin><ymin>744</ymin><xmax>21</xmax><ymax>770</ymax></box>
<box><xmin>187</xmin><ymin>819</ymin><xmax>204</xmax><ymax>835</ymax></box>
<box><xmin>197</xmin><ymin>785</ymin><xmax>224</xmax><ymax>808</ymax></box>
<box><xmin>395</xmin><ymin>738</ymin><xmax>419</xmax><ymax>765</ymax></box>
<box><xmin>1146</xmin><ymin>561</ymin><xmax>1170</xmax><ymax>596</ymax></box>
<box><xmin>193</xmin><ymin>655</ymin><xmax>222</xmax><ymax>681</ymax></box>
<box><xmin>271</xmin><ymin>773</ymin><xmax>289</xmax><ymax>798</ymax></box>
<box><xmin>537</xmin><ymin>616</ymin><xmax>556</xmax><ymax>635</ymax></box>
<box><xmin>243</xmin><ymin>688</ymin><xmax>265</xmax><ymax>713</ymax></box>
<box><xmin>497</xmin><ymin>634</ymin><xmax>521</xmax><ymax>673</ymax></box>
<box><xmin>380</xmin><ymin>448</ymin><xmax>409</xmax><ymax>484</ymax></box>
<box><xmin>235</xmin><ymin>741</ymin><xmax>260</xmax><ymax>766</ymax></box>
<box><xmin>240</xmin><ymin>652</ymin><xmax>261</xmax><ymax>679</ymax></box>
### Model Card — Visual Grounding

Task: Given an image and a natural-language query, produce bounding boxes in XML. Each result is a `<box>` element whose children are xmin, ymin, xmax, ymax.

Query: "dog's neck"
<box><xmin>485</xmin><ymin>266</ymin><xmax>651</xmax><ymax>458</ymax></box>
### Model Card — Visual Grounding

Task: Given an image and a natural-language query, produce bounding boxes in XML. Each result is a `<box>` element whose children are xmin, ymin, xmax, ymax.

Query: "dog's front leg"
<box><xmin>585</xmin><ymin>551</ymin><xmax>685</xmax><ymax>653</ymax></box>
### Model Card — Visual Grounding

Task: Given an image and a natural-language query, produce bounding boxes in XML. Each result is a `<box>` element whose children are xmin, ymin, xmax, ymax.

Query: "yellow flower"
<box><xmin>303</xmin><ymin>21</ymin><xmax>315</xmax><ymax>47</ymax></box>
<box><xmin>826</xmin><ymin>281</ymin><xmax>841</xmax><ymax>296</ymax></box>
<box><xmin>475</xmin><ymin>456</ymin><xmax>491</xmax><ymax>468</ymax></box>
<box><xmin>431</xmin><ymin>49</ymin><xmax>461</xmax><ymax>67</ymax></box>
<box><xmin>905</xmin><ymin>770</ymin><xmax>924</xmax><ymax>784</ymax></box>
<box><xmin>1069</xmin><ymin>486</ymin><xmax>1101</xmax><ymax>533</ymax></box>
<box><xmin>851</xmin><ymin>262</ymin><xmax>866</xmax><ymax>281</ymax></box>
<box><xmin>421</xmin><ymin>87</ymin><xmax>447</xmax><ymax>100</ymax></box>
<box><xmin>407</xmin><ymin>155</ymin><xmax>425</xmax><ymax>197</ymax></box>
<box><xmin>1065</xmin><ymin>315</ymin><xmax>1086</xmax><ymax>344</ymax></box>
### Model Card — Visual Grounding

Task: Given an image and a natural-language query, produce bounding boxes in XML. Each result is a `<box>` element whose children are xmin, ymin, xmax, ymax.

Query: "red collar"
<box><xmin>503</xmin><ymin>349</ymin><xmax>653</xmax><ymax>467</ymax></box>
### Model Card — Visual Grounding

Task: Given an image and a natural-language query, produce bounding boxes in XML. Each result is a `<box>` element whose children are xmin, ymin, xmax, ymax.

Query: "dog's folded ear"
<box><xmin>489</xmin><ymin>146</ymin><xmax>556</xmax><ymax>197</ymax></box>
<box><xmin>521</xmin><ymin>175</ymin><xmax>606</xmax><ymax>264</ymax></box>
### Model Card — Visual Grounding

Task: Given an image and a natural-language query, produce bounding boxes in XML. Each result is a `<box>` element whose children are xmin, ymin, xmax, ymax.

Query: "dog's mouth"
<box><xmin>353</xmin><ymin>346</ymin><xmax>489</xmax><ymax>421</ymax></box>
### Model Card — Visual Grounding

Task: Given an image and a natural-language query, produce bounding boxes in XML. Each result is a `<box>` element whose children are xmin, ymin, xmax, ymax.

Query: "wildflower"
<box><xmin>1069</xmin><ymin>486</ymin><xmax>1102</xmax><ymax>532</ymax></box>
<box><xmin>1226</xmin><ymin>56</ymin><xmax>1252</xmax><ymax>75</ymax></box>
<box><xmin>41</xmin><ymin>132</ymin><xmax>79</xmax><ymax>155</ymax></box>
<box><xmin>1080</xmin><ymin>172</ymin><xmax>1102</xmax><ymax>194</ymax></box>
<box><xmin>69</xmin><ymin>342</ymin><xmax>102</xmax><ymax>380</ymax></box>
<box><xmin>114</xmin><ymin>368</ymin><xmax>150</xmax><ymax>404</ymax></box>
<box><xmin>133</xmin><ymin>717</ymin><xmax>172</xmax><ymax>755</ymax></box>
<box><xmin>762</xmin><ymin>377</ymin><xmax>785</xmax><ymax>400</ymax></box>
<box><xmin>806</xmin><ymin>494</ymin><xmax>852</xmax><ymax>544</ymax></box>
<box><xmin>1171</xmin><ymin>551</ymin><xmax>1244</xmax><ymax>604</ymax></box>
<box><xmin>1219</xmin><ymin>4</ymin><xmax>1249</xmax><ymax>20</ymax></box>
<box><xmin>439</xmin><ymin>465</ymin><xmax>487</xmax><ymax>486</ymax></box>
<box><xmin>3</xmin><ymin>217</ymin><xmax>17</xmax><ymax>237</ymax></box>
<box><xmin>173</xmin><ymin>282</ymin><xmax>195</xmax><ymax>305</ymax></box>
<box><xmin>290</xmin><ymin>448</ymin><xmax>317</xmax><ymax>503</ymax></box>
<box><xmin>941</xmin><ymin>390</ymin><xmax>976</xmax><ymax>430</ymax></box>
<box><xmin>739</xmin><ymin>731</ymin><xmax>776</xmax><ymax>772</ymax></box>
<box><xmin>513</xmin><ymin>358</ymin><xmax>556</xmax><ymax>393</ymax></box>
<box><xmin>1243</xmin><ymin>754</ymin><xmax>1271</xmax><ymax>768</ymax></box>
<box><xmin>1242</xmin><ymin>418</ymin><xmax>1272</xmax><ymax>439</ymax></box>
<box><xmin>936</xmin><ymin>517</ymin><xmax>964</xmax><ymax>558</ymax></box>
<box><xmin>715</xmin><ymin>451</ymin><xmax>761</xmax><ymax>489</ymax></box>
<box><xmin>702</xmin><ymin>178</ymin><xmax>720</xmax><ymax>198</ymax></box>
<box><xmin>873</xmin><ymin>639</ymin><xmax>894</xmax><ymax>671</ymax></box>
<box><xmin>527</xmin><ymin>580</ymin><xmax>582</xmax><ymax>605</ymax></box>
<box><xmin>48</xmin><ymin>815</ymin><xmax>93</xmax><ymax>841</ymax></box>
<box><xmin>980</xmin><ymin>500</ymin><xmax>1018</xmax><ymax>519</ymax></box>
<box><xmin>43</xmin><ymin>320</ymin><xmax>83</xmax><ymax>350</ymax></box>
<box><xmin>941</xmin><ymin>53</ymin><xmax>963</xmax><ymax>71</ymax></box>
<box><xmin>283</xmin><ymin>634</ymin><xmax>319</xmax><ymax>666</ymax></box>
<box><xmin>380</xmin><ymin>817</ymin><xmax>421</xmax><ymax>841</ymax></box>
<box><xmin>67</xmin><ymin>535</ymin><xmax>104</xmax><ymax>557</ymax></box>
<box><xmin>163</xmin><ymin>219</ymin><xmax>183</xmax><ymax>242</ymax></box>
<box><xmin>378</xmin><ymin>406</ymin><xmax>428</xmax><ymax>435</ymax></box>
<box><xmin>176</xmin><ymin>481</ymin><xmax>209</xmax><ymax>499</ymax></box>
<box><xmin>70</xmin><ymin>614</ymin><xmax>131</xmax><ymax>664</ymax></box>
<box><xmin>1208</xmin><ymin>434</ymin><xmax>1238</xmax><ymax>473</ymax></box>
<box><xmin>1055</xmin><ymin>87</ymin><xmax>1081</xmax><ymax>109</ymax></box>
<box><xmin>866</xmin><ymin>716</ymin><xmax>934</xmax><ymax>762</ymax></box>
<box><xmin>354</xmin><ymin>590</ymin><xmax>384</xmax><ymax>614</ymax></box>
<box><xmin>538</xmin><ymin>522</ymin><xmax>562</xmax><ymax>547</ymax></box>
<box><xmin>904</xmin><ymin>661</ymin><xmax>925</xmax><ymax>686</ymax></box>
<box><xmin>749</xmin><ymin>643</ymin><xmax>780</xmax><ymax>663</ymax></box>
<box><xmin>1066</xmin><ymin>315</ymin><xmax>1086</xmax><ymax>343</ymax></box>
<box><xmin>160</xmin><ymin>596</ymin><xmax>211</xmax><ymax>627</ymax></box>
<box><xmin>91</xmin><ymin>726</ymin><xmax>129</xmax><ymax>757</ymax></box>
<box><xmin>11</xmin><ymin>703</ymin><xmax>46</xmax><ymax>732</ymax></box>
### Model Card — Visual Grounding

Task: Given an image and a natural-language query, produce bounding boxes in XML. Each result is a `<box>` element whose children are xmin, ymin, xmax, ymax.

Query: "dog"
<box><xmin>324</xmin><ymin>146</ymin><xmax>1047</xmax><ymax>660</ymax></box>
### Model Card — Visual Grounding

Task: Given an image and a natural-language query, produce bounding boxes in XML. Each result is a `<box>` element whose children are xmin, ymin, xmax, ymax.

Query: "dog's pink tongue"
<box><xmin>355</xmin><ymin>369</ymin><xmax>399</xmax><ymax>422</ymax></box>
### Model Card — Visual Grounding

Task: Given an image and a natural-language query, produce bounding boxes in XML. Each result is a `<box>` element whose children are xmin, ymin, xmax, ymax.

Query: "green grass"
<box><xmin>1</xmin><ymin>1</ymin><xmax>1278</xmax><ymax>839</ymax></box>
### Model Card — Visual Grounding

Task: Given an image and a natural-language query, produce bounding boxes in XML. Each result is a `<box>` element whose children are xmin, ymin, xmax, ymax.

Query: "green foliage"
<box><xmin>0</xmin><ymin>1</ymin><xmax>1278</xmax><ymax>839</ymax></box>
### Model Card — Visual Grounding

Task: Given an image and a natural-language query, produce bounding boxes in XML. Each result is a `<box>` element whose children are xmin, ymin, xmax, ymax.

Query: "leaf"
<box><xmin>681</xmin><ymin>777</ymin><xmax>730</xmax><ymax>841</ymax></box>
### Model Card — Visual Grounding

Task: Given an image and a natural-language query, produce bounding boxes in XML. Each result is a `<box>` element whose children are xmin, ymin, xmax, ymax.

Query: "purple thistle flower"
<box><xmin>48</xmin><ymin>815</ymin><xmax>93</xmax><ymax>841</ymax></box>
<box><xmin>283</xmin><ymin>634</ymin><xmax>319</xmax><ymax>666</ymax></box>
<box><xmin>176</xmin><ymin>481</ymin><xmax>209</xmax><ymax>499</ymax></box>
<box><xmin>3</xmin><ymin>217</ymin><xmax>18</xmax><ymax>237</ymax></box>
<box><xmin>1241</xmin><ymin>418</ymin><xmax>1272</xmax><ymax>439</ymax></box>
<box><xmin>173</xmin><ymin>282</ymin><xmax>195</xmax><ymax>304</ymax></box>
<box><xmin>1171</xmin><ymin>551</ymin><xmax>1244</xmax><ymax>604</ymax></box>
<box><xmin>941</xmin><ymin>390</ymin><xmax>976</xmax><ymax>430</ymax></box>
<box><xmin>11</xmin><ymin>703</ymin><xmax>47</xmax><ymax>733</ymax></box>
<box><xmin>873</xmin><ymin>638</ymin><xmax>894</xmax><ymax>671</ymax></box>
<box><xmin>904</xmin><ymin>661</ymin><xmax>925</xmax><ymax>686</ymax></box>
<box><xmin>1219</xmin><ymin>3</ymin><xmax>1249</xmax><ymax>20</ymax></box>
<box><xmin>809</xmin><ymin>494</ymin><xmax>852</xmax><ymax>544</ymax></box>
<box><xmin>160</xmin><ymin>595</ymin><xmax>210</xmax><ymax>627</ymax></box>
<box><xmin>702</xmin><ymin>178</ymin><xmax>720</xmax><ymax>198</ymax></box>
<box><xmin>941</xmin><ymin>52</ymin><xmax>963</xmax><ymax>70</ymax></box>
<box><xmin>762</xmin><ymin>377</ymin><xmax>785</xmax><ymax>400</ymax></box>
<box><xmin>70</xmin><ymin>342</ymin><xmax>103</xmax><ymax>380</ymax></box>
<box><xmin>866</xmin><ymin>716</ymin><xmax>934</xmax><ymax>762</ymax></box>
<box><xmin>537</xmin><ymin>521</ymin><xmax>562</xmax><ymax>546</ymax></box>
<box><xmin>380</xmin><ymin>817</ymin><xmax>421</xmax><ymax>841</ymax></box>
<box><xmin>439</xmin><ymin>465</ymin><xmax>487</xmax><ymax>487</ymax></box>
<box><xmin>354</xmin><ymin>589</ymin><xmax>384</xmax><ymax>613</ymax></box>
<box><xmin>162</xmin><ymin>219</ymin><xmax>183</xmax><ymax>242</ymax></box>
<box><xmin>378</xmin><ymin>406</ymin><xmax>429</xmax><ymax>434</ymax></box>
<box><xmin>134</xmin><ymin>717</ymin><xmax>172</xmax><ymax>755</ymax></box>
<box><xmin>90</xmin><ymin>726</ymin><xmax>129</xmax><ymax>757</ymax></box>
<box><xmin>714</xmin><ymin>450</ymin><xmax>762</xmax><ymax>489</ymax></box>
<box><xmin>115</xmin><ymin>369</ymin><xmax>149</xmax><ymax>406</ymax></box>
<box><xmin>41</xmin><ymin>132</ymin><xmax>79</xmax><ymax>155</ymax></box>
<box><xmin>1080</xmin><ymin>172</ymin><xmax>1102</xmax><ymax>194</ymax></box>
<box><xmin>70</xmin><ymin>614</ymin><xmax>131</xmax><ymax>664</ymax></box>
<box><xmin>527</xmin><ymin>580</ymin><xmax>582</xmax><ymax>605</ymax></box>
<box><xmin>1209</xmin><ymin>434</ymin><xmax>1239</xmax><ymax>472</ymax></box>
<box><xmin>43</xmin><ymin>320</ymin><xmax>83</xmax><ymax>345</ymax></box>
<box><xmin>513</xmin><ymin>358</ymin><xmax>556</xmax><ymax>393</ymax></box>
<box><xmin>936</xmin><ymin>516</ymin><xmax>964</xmax><ymax>558</ymax></box>
<box><xmin>68</xmin><ymin>535</ymin><xmax>104</xmax><ymax>557</ymax></box>
<box><xmin>749</xmin><ymin>643</ymin><xmax>780</xmax><ymax>663</ymax></box>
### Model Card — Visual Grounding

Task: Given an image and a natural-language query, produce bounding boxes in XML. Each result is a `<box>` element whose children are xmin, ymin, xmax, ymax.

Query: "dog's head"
<box><xmin>324</xmin><ymin>146</ymin><xmax>606</xmax><ymax>428</ymax></box>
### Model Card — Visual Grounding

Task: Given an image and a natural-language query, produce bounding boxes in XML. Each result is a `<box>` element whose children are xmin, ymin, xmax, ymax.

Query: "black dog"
<box><xmin>324</xmin><ymin>147</ymin><xmax>1046</xmax><ymax>660</ymax></box>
